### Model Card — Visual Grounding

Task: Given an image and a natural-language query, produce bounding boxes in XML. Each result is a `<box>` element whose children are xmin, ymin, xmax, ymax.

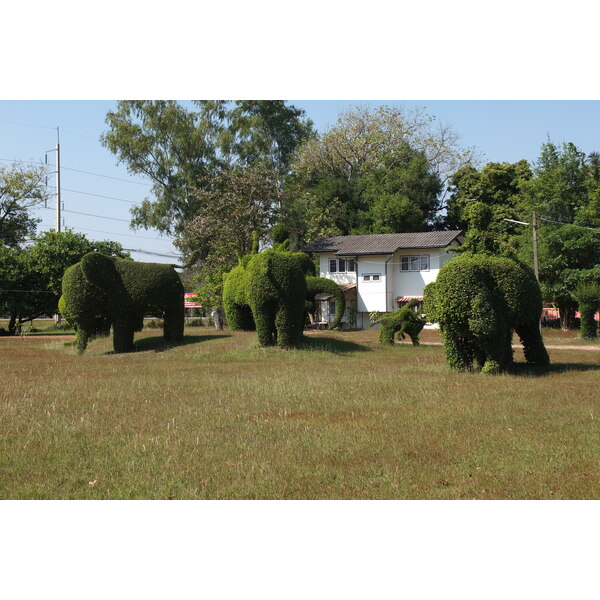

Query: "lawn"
<box><xmin>0</xmin><ymin>327</ymin><xmax>598</xmax><ymax>499</ymax></box>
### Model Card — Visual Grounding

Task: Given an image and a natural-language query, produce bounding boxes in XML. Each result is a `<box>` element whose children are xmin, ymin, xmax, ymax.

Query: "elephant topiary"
<box><xmin>424</xmin><ymin>253</ymin><xmax>549</xmax><ymax>373</ymax></box>
<box><xmin>376</xmin><ymin>300</ymin><xmax>425</xmax><ymax>346</ymax></box>
<box><xmin>61</xmin><ymin>252</ymin><xmax>184</xmax><ymax>354</ymax></box>
<box><xmin>222</xmin><ymin>249</ymin><xmax>315</xmax><ymax>348</ymax></box>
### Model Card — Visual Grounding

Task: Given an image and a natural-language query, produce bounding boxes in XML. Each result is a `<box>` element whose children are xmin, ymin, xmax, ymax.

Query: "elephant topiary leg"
<box><xmin>443</xmin><ymin>331</ymin><xmax>476</xmax><ymax>370</ymax></box>
<box><xmin>275</xmin><ymin>305</ymin><xmax>304</xmax><ymax>349</ymax></box>
<box><xmin>163</xmin><ymin>302</ymin><xmax>184</xmax><ymax>342</ymax></box>
<box><xmin>76</xmin><ymin>328</ymin><xmax>91</xmax><ymax>355</ymax></box>
<box><xmin>113</xmin><ymin>315</ymin><xmax>135</xmax><ymax>353</ymax></box>
<box><xmin>515</xmin><ymin>324</ymin><xmax>550</xmax><ymax>365</ymax></box>
<box><xmin>253</xmin><ymin>303</ymin><xmax>277</xmax><ymax>347</ymax></box>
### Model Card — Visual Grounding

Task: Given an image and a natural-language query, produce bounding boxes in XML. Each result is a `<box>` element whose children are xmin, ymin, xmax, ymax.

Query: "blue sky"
<box><xmin>1</xmin><ymin>100</ymin><xmax>599</xmax><ymax>263</ymax></box>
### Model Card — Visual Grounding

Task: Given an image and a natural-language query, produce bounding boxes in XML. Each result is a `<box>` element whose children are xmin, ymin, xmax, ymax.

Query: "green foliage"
<box><xmin>101</xmin><ymin>100</ymin><xmax>314</xmax><ymax>236</ymax></box>
<box><xmin>305</xmin><ymin>276</ymin><xmax>345</xmax><ymax>330</ymax></box>
<box><xmin>0</xmin><ymin>231</ymin><xmax>126</xmax><ymax>335</ymax></box>
<box><xmin>62</xmin><ymin>253</ymin><xmax>184</xmax><ymax>354</ymax></box>
<box><xmin>377</xmin><ymin>301</ymin><xmax>425</xmax><ymax>346</ymax></box>
<box><xmin>222</xmin><ymin>264</ymin><xmax>255</xmax><ymax>331</ymax></box>
<box><xmin>246</xmin><ymin>250</ymin><xmax>307</xmax><ymax>348</ymax></box>
<box><xmin>0</xmin><ymin>162</ymin><xmax>50</xmax><ymax>248</ymax></box>
<box><xmin>223</xmin><ymin>249</ymin><xmax>311</xmax><ymax>348</ymax></box>
<box><xmin>573</xmin><ymin>281</ymin><xmax>600</xmax><ymax>339</ymax></box>
<box><xmin>429</xmin><ymin>253</ymin><xmax>549</xmax><ymax>373</ymax></box>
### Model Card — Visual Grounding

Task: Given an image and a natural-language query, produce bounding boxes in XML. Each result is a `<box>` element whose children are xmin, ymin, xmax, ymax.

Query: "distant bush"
<box><xmin>185</xmin><ymin>318</ymin><xmax>205</xmax><ymax>327</ymax></box>
<box><xmin>144</xmin><ymin>318</ymin><xmax>164</xmax><ymax>329</ymax></box>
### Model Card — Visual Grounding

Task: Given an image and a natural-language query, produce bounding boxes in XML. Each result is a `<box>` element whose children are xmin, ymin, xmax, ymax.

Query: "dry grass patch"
<box><xmin>1</xmin><ymin>328</ymin><xmax>599</xmax><ymax>499</ymax></box>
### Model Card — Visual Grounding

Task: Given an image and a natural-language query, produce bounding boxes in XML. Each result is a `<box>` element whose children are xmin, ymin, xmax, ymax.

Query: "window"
<box><xmin>329</xmin><ymin>257</ymin><xmax>356</xmax><ymax>273</ymax></box>
<box><xmin>400</xmin><ymin>254</ymin><xmax>430</xmax><ymax>272</ymax></box>
<box><xmin>363</xmin><ymin>274</ymin><xmax>371</xmax><ymax>282</ymax></box>
<box><xmin>362</xmin><ymin>273</ymin><xmax>381</xmax><ymax>282</ymax></box>
<box><xmin>329</xmin><ymin>300</ymin><xmax>336</xmax><ymax>320</ymax></box>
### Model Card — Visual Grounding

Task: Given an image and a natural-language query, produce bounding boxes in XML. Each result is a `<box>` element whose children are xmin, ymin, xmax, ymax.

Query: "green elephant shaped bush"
<box><xmin>424</xmin><ymin>253</ymin><xmax>549</xmax><ymax>373</ymax></box>
<box><xmin>61</xmin><ymin>252</ymin><xmax>184</xmax><ymax>354</ymax></box>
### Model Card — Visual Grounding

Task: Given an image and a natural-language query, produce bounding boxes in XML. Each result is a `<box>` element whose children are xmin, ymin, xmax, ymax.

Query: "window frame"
<box><xmin>400</xmin><ymin>254</ymin><xmax>430</xmax><ymax>273</ymax></box>
<box><xmin>362</xmin><ymin>273</ymin><xmax>381</xmax><ymax>283</ymax></box>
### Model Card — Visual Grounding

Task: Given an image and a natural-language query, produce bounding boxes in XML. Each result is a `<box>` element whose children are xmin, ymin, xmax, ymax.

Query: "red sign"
<box><xmin>184</xmin><ymin>293</ymin><xmax>202</xmax><ymax>308</ymax></box>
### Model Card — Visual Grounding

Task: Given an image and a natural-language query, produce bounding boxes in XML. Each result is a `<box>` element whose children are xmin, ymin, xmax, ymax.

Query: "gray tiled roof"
<box><xmin>304</xmin><ymin>231</ymin><xmax>463</xmax><ymax>255</ymax></box>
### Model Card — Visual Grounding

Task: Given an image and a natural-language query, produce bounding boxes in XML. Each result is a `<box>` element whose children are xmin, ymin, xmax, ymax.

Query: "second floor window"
<box><xmin>329</xmin><ymin>258</ymin><xmax>355</xmax><ymax>273</ymax></box>
<box><xmin>400</xmin><ymin>255</ymin><xmax>430</xmax><ymax>272</ymax></box>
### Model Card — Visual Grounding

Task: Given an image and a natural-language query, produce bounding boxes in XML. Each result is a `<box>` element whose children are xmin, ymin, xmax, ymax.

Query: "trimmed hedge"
<box><xmin>223</xmin><ymin>249</ymin><xmax>312</xmax><ymax>348</ymax></box>
<box><xmin>246</xmin><ymin>250</ymin><xmax>307</xmax><ymax>348</ymax></box>
<box><xmin>377</xmin><ymin>300</ymin><xmax>425</xmax><ymax>346</ymax></box>
<box><xmin>222</xmin><ymin>264</ymin><xmax>256</xmax><ymax>331</ymax></box>
<box><xmin>426</xmin><ymin>253</ymin><xmax>549</xmax><ymax>373</ymax></box>
<box><xmin>62</xmin><ymin>253</ymin><xmax>184</xmax><ymax>354</ymax></box>
<box><xmin>305</xmin><ymin>276</ymin><xmax>345</xmax><ymax>330</ymax></box>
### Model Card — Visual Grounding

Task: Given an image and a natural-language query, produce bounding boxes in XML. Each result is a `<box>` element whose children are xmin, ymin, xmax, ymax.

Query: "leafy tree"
<box><xmin>523</xmin><ymin>140</ymin><xmax>589</xmax><ymax>224</ymax></box>
<box><xmin>519</xmin><ymin>225</ymin><xmax>600</xmax><ymax>329</ymax></box>
<box><xmin>286</xmin><ymin>105</ymin><xmax>473</xmax><ymax>242</ymax></box>
<box><xmin>101</xmin><ymin>100</ymin><xmax>314</xmax><ymax>236</ymax></box>
<box><xmin>0</xmin><ymin>230</ymin><xmax>127</xmax><ymax>335</ymax></box>
<box><xmin>293</xmin><ymin>104</ymin><xmax>476</xmax><ymax>188</ymax></box>
<box><xmin>444</xmin><ymin>159</ymin><xmax>532</xmax><ymax>232</ymax></box>
<box><xmin>178</xmin><ymin>167</ymin><xmax>281</xmax><ymax>308</ymax></box>
<box><xmin>0</xmin><ymin>163</ymin><xmax>49</xmax><ymax>248</ymax></box>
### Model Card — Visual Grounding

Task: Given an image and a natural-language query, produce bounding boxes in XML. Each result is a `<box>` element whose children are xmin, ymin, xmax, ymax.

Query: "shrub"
<box><xmin>377</xmin><ymin>301</ymin><xmax>425</xmax><ymax>346</ymax></box>
<box><xmin>62</xmin><ymin>253</ymin><xmax>184</xmax><ymax>354</ymax></box>
<box><xmin>573</xmin><ymin>282</ymin><xmax>600</xmax><ymax>339</ymax></box>
<box><xmin>246</xmin><ymin>250</ymin><xmax>307</xmax><ymax>348</ymax></box>
<box><xmin>429</xmin><ymin>253</ymin><xmax>549</xmax><ymax>373</ymax></box>
<box><xmin>305</xmin><ymin>276</ymin><xmax>345</xmax><ymax>330</ymax></box>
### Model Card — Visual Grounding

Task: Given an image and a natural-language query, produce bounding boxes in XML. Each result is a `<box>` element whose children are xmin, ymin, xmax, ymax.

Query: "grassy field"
<box><xmin>1</xmin><ymin>327</ymin><xmax>598</xmax><ymax>499</ymax></box>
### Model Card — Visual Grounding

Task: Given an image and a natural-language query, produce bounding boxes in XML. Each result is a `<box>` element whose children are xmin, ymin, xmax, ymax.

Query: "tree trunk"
<box><xmin>8</xmin><ymin>313</ymin><xmax>17</xmax><ymax>336</ymax></box>
<box><xmin>558</xmin><ymin>302</ymin><xmax>577</xmax><ymax>330</ymax></box>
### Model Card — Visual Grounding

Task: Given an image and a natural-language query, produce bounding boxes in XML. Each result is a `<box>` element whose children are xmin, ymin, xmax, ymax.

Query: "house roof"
<box><xmin>304</xmin><ymin>231</ymin><xmax>463</xmax><ymax>256</ymax></box>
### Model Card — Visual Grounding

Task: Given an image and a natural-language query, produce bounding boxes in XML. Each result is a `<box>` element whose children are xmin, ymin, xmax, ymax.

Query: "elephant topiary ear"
<box><xmin>81</xmin><ymin>253</ymin><xmax>120</xmax><ymax>291</ymax></box>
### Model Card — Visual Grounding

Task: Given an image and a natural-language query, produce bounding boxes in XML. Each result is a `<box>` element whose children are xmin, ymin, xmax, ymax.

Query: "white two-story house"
<box><xmin>304</xmin><ymin>230</ymin><xmax>463</xmax><ymax>329</ymax></box>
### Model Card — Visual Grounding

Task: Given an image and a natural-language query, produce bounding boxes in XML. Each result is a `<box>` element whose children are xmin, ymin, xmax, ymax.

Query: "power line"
<box><xmin>59</xmin><ymin>187</ymin><xmax>141</xmax><ymax>205</ymax></box>
<box><xmin>538</xmin><ymin>217</ymin><xmax>600</xmax><ymax>231</ymax></box>
<box><xmin>61</xmin><ymin>166</ymin><xmax>153</xmax><ymax>186</ymax></box>
<box><xmin>63</xmin><ymin>209</ymin><xmax>131</xmax><ymax>223</ymax></box>
<box><xmin>0</xmin><ymin>158</ymin><xmax>152</xmax><ymax>187</ymax></box>
<box><xmin>123</xmin><ymin>248</ymin><xmax>183</xmax><ymax>259</ymax></box>
<box><xmin>74</xmin><ymin>226</ymin><xmax>173</xmax><ymax>242</ymax></box>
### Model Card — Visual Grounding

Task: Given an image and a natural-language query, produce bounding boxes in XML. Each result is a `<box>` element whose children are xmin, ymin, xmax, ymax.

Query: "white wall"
<box><xmin>319</xmin><ymin>253</ymin><xmax>356</xmax><ymax>285</ymax></box>
<box><xmin>356</xmin><ymin>256</ymin><xmax>390</xmax><ymax>312</ymax></box>
<box><xmin>391</xmin><ymin>249</ymin><xmax>441</xmax><ymax>299</ymax></box>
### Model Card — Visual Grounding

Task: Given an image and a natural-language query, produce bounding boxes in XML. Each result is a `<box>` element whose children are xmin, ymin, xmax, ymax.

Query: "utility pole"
<box><xmin>46</xmin><ymin>127</ymin><xmax>62</xmax><ymax>233</ymax></box>
<box><xmin>55</xmin><ymin>128</ymin><xmax>61</xmax><ymax>233</ymax></box>
<box><xmin>531</xmin><ymin>210</ymin><xmax>539</xmax><ymax>283</ymax></box>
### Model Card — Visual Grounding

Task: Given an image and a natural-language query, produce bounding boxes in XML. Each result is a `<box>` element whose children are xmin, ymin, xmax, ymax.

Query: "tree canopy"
<box><xmin>0</xmin><ymin>163</ymin><xmax>49</xmax><ymax>248</ymax></box>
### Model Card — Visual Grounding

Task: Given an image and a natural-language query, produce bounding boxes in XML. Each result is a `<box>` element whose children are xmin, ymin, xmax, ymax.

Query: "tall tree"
<box><xmin>178</xmin><ymin>167</ymin><xmax>282</xmax><ymax>308</ymax></box>
<box><xmin>286</xmin><ymin>104</ymin><xmax>474</xmax><ymax>243</ymax></box>
<box><xmin>101</xmin><ymin>100</ymin><xmax>314</xmax><ymax>236</ymax></box>
<box><xmin>0</xmin><ymin>163</ymin><xmax>49</xmax><ymax>248</ymax></box>
<box><xmin>523</xmin><ymin>140</ymin><xmax>589</xmax><ymax>224</ymax></box>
